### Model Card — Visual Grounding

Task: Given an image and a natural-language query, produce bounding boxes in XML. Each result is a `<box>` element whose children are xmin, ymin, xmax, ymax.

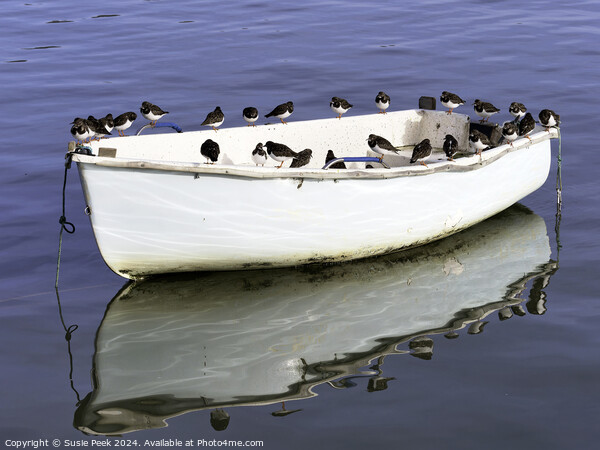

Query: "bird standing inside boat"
<box><xmin>469</xmin><ymin>130</ymin><xmax>491</xmax><ymax>155</ymax></box>
<box><xmin>243</xmin><ymin>107</ymin><xmax>259</xmax><ymax>127</ymax></box>
<box><xmin>443</xmin><ymin>134</ymin><xmax>459</xmax><ymax>161</ymax></box>
<box><xmin>502</xmin><ymin>122</ymin><xmax>518</xmax><ymax>147</ymax></box>
<box><xmin>140</xmin><ymin>101</ymin><xmax>168</xmax><ymax>126</ymax></box>
<box><xmin>251</xmin><ymin>143</ymin><xmax>268</xmax><ymax>166</ymax></box>
<box><xmin>265</xmin><ymin>101</ymin><xmax>294</xmax><ymax>124</ymax></box>
<box><xmin>440</xmin><ymin>91</ymin><xmax>465</xmax><ymax>114</ymax></box>
<box><xmin>201</xmin><ymin>139</ymin><xmax>220</xmax><ymax>164</ymax></box>
<box><xmin>265</xmin><ymin>141</ymin><xmax>299</xmax><ymax>168</ymax></box>
<box><xmin>518</xmin><ymin>112</ymin><xmax>536</xmax><ymax>141</ymax></box>
<box><xmin>290</xmin><ymin>149</ymin><xmax>313</xmax><ymax>168</ymax></box>
<box><xmin>509</xmin><ymin>102</ymin><xmax>527</xmax><ymax>122</ymax></box>
<box><xmin>473</xmin><ymin>99</ymin><xmax>500</xmax><ymax>123</ymax></box>
<box><xmin>375</xmin><ymin>91</ymin><xmax>390</xmax><ymax>114</ymax></box>
<box><xmin>202</xmin><ymin>106</ymin><xmax>225</xmax><ymax>131</ymax></box>
<box><xmin>538</xmin><ymin>109</ymin><xmax>560</xmax><ymax>131</ymax></box>
<box><xmin>367</xmin><ymin>134</ymin><xmax>400</xmax><ymax>161</ymax></box>
<box><xmin>325</xmin><ymin>149</ymin><xmax>347</xmax><ymax>169</ymax></box>
<box><xmin>114</xmin><ymin>112</ymin><xmax>137</xmax><ymax>136</ymax></box>
<box><xmin>330</xmin><ymin>97</ymin><xmax>353</xmax><ymax>119</ymax></box>
<box><xmin>410</xmin><ymin>139</ymin><xmax>432</xmax><ymax>167</ymax></box>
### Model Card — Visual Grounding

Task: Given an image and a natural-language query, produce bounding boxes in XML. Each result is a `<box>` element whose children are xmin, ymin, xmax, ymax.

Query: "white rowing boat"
<box><xmin>69</xmin><ymin>109</ymin><xmax>558</xmax><ymax>279</ymax></box>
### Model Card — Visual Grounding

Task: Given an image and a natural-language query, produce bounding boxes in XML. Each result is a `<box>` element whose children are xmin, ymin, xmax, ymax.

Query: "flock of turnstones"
<box><xmin>70</xmin><ymin>91</ymin><xmax>560</xmax><ymax>169</ymax></box>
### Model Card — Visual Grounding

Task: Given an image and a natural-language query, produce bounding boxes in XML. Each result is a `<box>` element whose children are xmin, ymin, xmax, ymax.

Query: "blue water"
<box><xmin>1</xmin><ymin>0</ymin><xmax>599</xmax><ymax>448</ymax></box>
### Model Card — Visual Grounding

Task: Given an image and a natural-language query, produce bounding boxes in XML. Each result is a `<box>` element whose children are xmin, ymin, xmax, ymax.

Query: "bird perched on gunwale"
<box><xmin>99</xmin><ymin>114</ymin><xmax>114</xmax><ymax>134</ymax></box>
<box><xmin>367</xmin><ymin>134</ymin><xmax>400</xmax><ymax>161</ymax></box>
<box><xmin>201</xmin><ymin>106</ymin><xmax>225</xmax><ymax>131</ymax></box>
<box><xmin>502</xmin><ymin>122</ymin><xmax>518</xmax><ymax>147</ymax></box>
<box><xmin>265</xmin><ymin>101</ymin><xmax>294</xmax><ymax>124</ymax></box>
<box><xmin>375</xmin><ymin>91</ymin><xmax>390</xmax><ymax>114</ymax></box>
<box><xmin>140</xmin><ymin>101</ymin><xmax>168</xmax><ymax>126</ymax></box>
<box><xmin>469</xmin><ymin>129</ymin><xmax>491</xmax><ymax>155</ymax></box>
<box><xmin>243</xmin><ymin>107</ymin><xmax>259</xmax><ymax>126</ymax></box>
<box><xmin>473</xmin><ymin>99</ymin><xmax>500</xmax><ymax>123</ymax></box>
<box><xmin>70</xmin><ymin>118</ymin><xmax>93</xmax><ymax>143</ymax></box>
<box><xmin>410</xmin><ymin>139</ymin><xmax>433</xmax><ymax>167</ymax></box>
<box><xmin>251</xmin><ymin>143</ymin><xmax>268</xmax><ymax>166</ymax></box>
<box><xmin>443</xmin><ymin>134</ymin><xmax>459</xmax><ymax>161</ymax></box>
<box><xmin>509</xmin><ymin>102</ymin><xmax>527</xmax><ymax>122</ymax></box>
<box><xmin>518</xmin><ymin>112</ymin><xmax>536</xmax><ymax>141</ymax></box>
<box><xmin>440</xmin><ymin>91</ymin><xmax>465</xmax><ymax>114</ymax></box>
<box><xmin>538</xmin><ymin>109</ymin><xmax>560</xmax><ymax>131</ymax></box>
<box><xmin>330</xmin><ymin>97</ymin><xmax>353</xmax><ymax>119</ymax></box>
<box><xmin>201</xmin><ymin>139</ymin><xmax>220</xmax><ymax>164</ymax></box>
<box><xmin>325</xmin><ymin>149</ymin><xmax>347</xmax><ymax>169</ymax></box>
<box><xmin>289</xmin><ymin>149</ymin><xmax>313</xmax><ymax>168</ymax></box>
<box><xmin>114</xmin><ymin>112</ymin><xmax>137</xmax><ymax>136</ymax></box>
<box><xmin>87</xmin><ymin>115</ymin><xmax>112</xmax><ymax>139</ymax></box>
<box><xmin>264</xmin><ymin>141</ymin><xmax>299</xmax><ymax>168</ymax></box>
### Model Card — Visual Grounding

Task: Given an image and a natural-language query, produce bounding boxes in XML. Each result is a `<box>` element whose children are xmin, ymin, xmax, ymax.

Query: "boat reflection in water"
<box><xmin>74</xmin><ymin>204</ymin><xmax>557</xmax><ymax>435</ymax></box>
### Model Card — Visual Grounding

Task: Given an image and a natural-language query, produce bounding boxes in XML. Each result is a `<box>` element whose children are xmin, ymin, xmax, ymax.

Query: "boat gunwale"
<box><xmin>70</xmin><ymin>128</ymin><xmax>557</xmax><ymax>180</ymax></box>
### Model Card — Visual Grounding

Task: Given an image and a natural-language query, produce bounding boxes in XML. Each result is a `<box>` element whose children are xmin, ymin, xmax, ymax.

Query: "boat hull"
<box><xmin>76</xmin><ymin>138</ymin><xmax>551</xmax><ymax>279</ymax></box>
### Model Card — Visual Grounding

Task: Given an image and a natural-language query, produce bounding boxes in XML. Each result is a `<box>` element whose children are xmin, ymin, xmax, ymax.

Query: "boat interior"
<box><xmin>82</xmin><ymin>109</ymin><xmax>476</xmax><ymax>169</ymax></box>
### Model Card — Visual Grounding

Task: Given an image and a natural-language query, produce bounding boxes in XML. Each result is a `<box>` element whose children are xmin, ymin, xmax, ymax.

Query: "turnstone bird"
<box><xmin>264</xmin><ymin>141</ymin><xmax>298</xmax><ymax>168</ymax></box>
<box><xmin>518</xmin><ymin>112</ymin><xmax>536</xmax><ymax>141</ymax></box>
<box><xmin>70</xmin><ymin>118</ymin><xmax>93</xmax><ymax>143</ymax></box>
<box><xmin>289</xmin><ymin>149</ymin><xmax>313</xmax><ymax>168</ymax></box>
<box><xmin>330</xmin><ymin>97</ymin><xmax>353</xmax><ymax>119</ymax></box>
<box><xmin>538</xmin><ymin>109</ymin><xmax>560</xmax><ymax>131</ymax></box>
<box><xmin>251</xmin><ymin>143</ymin><xmax>268</xmax><ymax>166</ymax></box>
<box><xmin>367</xmin><ymin>134</ymin><xmax>400</xmax><ymax>161</ymax></box>
<box><xmin>140</xmin><ymin>101</ymin><xmax>168</xmax><ymax>126</ymax></box>
<box><xmin>265</xmin><ymin>101</ymin><xmax>294</xmax><ymax>124</ymax></box>
<box><xmin>243</xmin><ymin>107</ymin><xmax>259</xmax><ymax>126</ymax></box>
<box><xmin>325</xmin><ymin>149</ymin><xmax>346</xmax><ymax>169</ymax></box>
<box><xmin>200</xmin><ymin>138</ymin><xmax>220</xmax><ymax>164</ymax></box>
<box><xmin>469</xmin><ymin>129</ymin><xmax>491</xmax><ymax>155</ymax></box>
<box><xmin>113</xmin><ymin>112</ymin><xmax>137</xmax><ymax>136</ymax></box>
<box><xmin>443</xmin><ymin>134</ymin><xmax>459</xmax><ymax>161</ymax></box>
<box><xmin>375</xmin><ymin>91</ymin><xmax>390</xmax><ymax>114</ymax></box>
<box><xmin>201</xmin><ymin>106</ymin><xmax>225</xmax><ymax>131</ymax></box>
<box><xmin>99</xmin><ymin>114</ymin><xmax>114</xmax><ymax>133</ymax></box>
<box><xmin>502</xmin><ymin>122</ymin><xmax>518</xmax><ymax>147</ymax></box>
<box><xmin>440</xmin><ymin>91</ymin><xmax>465</xmax><ymax>114</ymax></box>
<box><xmin>473</xmin><ymin>99</ymin><xmax>500</xmax><ymax>123</ymax></box>
<box><xmin>87</xmin><ymin>115</ymin><xmax>111</xmax><ymax>139</ymax></box>
<box><xmin>410</xmin><ymin>139</ymin><xmax>432</xmax><ymax>167</ymax></box>
<box><xmin>509</xmin><ymin>102</ymin><xmax>527</xmax><ymax>122</ymax></box>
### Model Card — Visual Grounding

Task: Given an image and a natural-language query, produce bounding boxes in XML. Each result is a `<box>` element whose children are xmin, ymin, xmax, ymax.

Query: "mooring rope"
<box><xmin>556</xmin><ymin>127</ymin><xmax>562</xmax><ymax>214</ymax></box>
<box><xmin>55</xmin><ymin>153</ymin><xmax>75</xmax><ymax>289</ymax></box>
<box><xmin>54</xmin><ymin>150</ymin><xmax>82</xmax><ymax>403</ymax></box>
<box><xmin>554</xmin><ymin>128</ymin><xmax>562</xmax><ymax>261</ymax></box>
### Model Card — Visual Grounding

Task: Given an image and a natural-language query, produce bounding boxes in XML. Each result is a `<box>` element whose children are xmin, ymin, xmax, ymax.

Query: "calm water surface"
<box><xmin>1</xmin><ymin>1</ymin><xmax>599</xmax><ymax>449</ymax></box>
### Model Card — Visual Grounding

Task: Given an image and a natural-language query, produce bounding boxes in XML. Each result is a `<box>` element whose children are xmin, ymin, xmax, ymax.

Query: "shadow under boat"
<box><xmin>74</xmin><ymin>204</ymin><xmax>558</xmax><ymax>436</ymax></box>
